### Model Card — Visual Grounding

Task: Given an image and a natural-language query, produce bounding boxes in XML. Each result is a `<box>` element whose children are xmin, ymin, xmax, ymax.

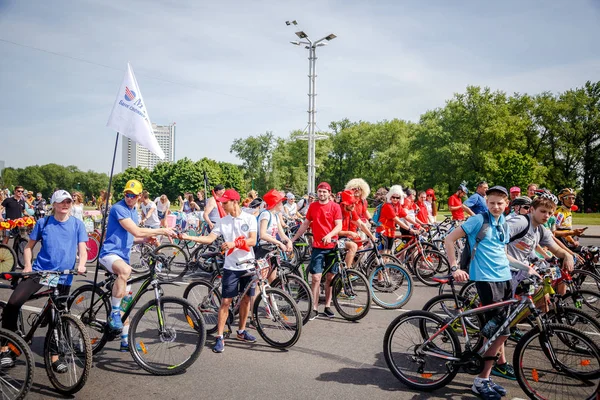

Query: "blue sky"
<box><xmin>1</xmin><ymin>0</ymin><xmax>599</xmax><ymax>174</ymax></box>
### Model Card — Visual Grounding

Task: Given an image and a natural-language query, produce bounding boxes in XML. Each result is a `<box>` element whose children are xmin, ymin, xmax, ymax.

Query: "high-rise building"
<box><xmin>121</xmin><ymin>123</ymin><xmax>175</xmax><ymax>171</ymax></box>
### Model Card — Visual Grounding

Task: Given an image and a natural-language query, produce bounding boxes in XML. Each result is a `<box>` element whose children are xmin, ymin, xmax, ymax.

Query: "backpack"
<box><xmin>255</xmin><ymin>210</ymin><xmax>272</xmax><ymax>249</ymax></box>
<box><xmin>371</xmin><ymin>203</ymin><xmax>384</xmax><ymax>227</ymax></box>
<box><xmin>459</xmin><ymin>213</ymin><xmax>509</xmax><ymax>272</ymax></box>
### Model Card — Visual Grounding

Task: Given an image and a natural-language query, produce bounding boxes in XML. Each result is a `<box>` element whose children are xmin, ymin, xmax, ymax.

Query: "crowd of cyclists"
<box><xmin>0</xmin><ymin>176</ymin><xmax>597</xmax><ymax>399</ymax></box>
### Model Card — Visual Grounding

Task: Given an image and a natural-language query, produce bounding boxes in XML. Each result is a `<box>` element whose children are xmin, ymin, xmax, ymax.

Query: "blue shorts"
<box><xmin>221</xmin><ymin>269</ymin><xmax>256</xmax><ymax>299</ymax></box>
<box><xmin>309</xmin><ymin>248</ymin><xmax>338</xmax><ymax>275</ymax></box>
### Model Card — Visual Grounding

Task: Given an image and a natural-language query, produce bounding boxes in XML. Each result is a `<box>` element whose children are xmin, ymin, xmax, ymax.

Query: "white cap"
<box><xmin>286</xmin><ymin>192</ymin><xmax>294</xmax><ymax>199</ymax></box>
<box><xmin>51</xmin><ymin>190</ymin><xmax>72</xmax><ymax>204</ymax></box>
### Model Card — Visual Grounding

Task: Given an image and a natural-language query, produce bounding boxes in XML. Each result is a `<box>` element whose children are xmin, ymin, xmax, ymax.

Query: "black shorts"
<box><xmin>381</xmin><ymin>236</ymin><xmax>395</xmax><ymax>251</ymax></box>
<box><xmin>475</xmin><ymin>280</ymin><xmax>513</xmax><ymax>337</ymax></box>
<box><xmin>221</xmin><ymin>269</ymin><xmax>256</xmax><ymax>299</ymax></box>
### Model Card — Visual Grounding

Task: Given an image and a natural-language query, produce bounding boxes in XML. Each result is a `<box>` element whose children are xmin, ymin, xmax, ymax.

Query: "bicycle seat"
<box><xmin>431</xmin><ymin>274</ymin><xmax>454</xmax><ymax>284</ymax></box>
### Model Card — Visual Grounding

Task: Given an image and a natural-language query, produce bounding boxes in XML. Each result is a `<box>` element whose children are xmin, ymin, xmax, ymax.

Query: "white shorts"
<box><xmin>99</xmin><ymin>254</ymin><xmax>125</xmax><ymax>273</ymax></box>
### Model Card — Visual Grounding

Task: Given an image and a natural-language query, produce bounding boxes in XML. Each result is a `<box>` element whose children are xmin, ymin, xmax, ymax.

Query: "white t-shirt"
<box><xmin>141</xmin><ymin>201</ymin><xmax>160</xmax><ymax>228</ymax></box>
<box><xmin>212</xmin><ymin>211</ymin><xmax>257</xmax><ymax>271</ymax></box>
<box><xmin>284</xmin><ymin>202</ymin><xmax>297</xmax><ymax>217</ymax></box>
<box><xmin>70</xmin><ymin>204</ymin><xmax>84</xmax><ymax>221</ymax></box>
<box><xmin>156</xmin><ymin>199</ymin><xmax>170</xmax><ymax>213</ymax></box>
<box><xmin>258</xmin><ymin>210</ymin><xmax>279</xmax><ymax>245</ymax></box>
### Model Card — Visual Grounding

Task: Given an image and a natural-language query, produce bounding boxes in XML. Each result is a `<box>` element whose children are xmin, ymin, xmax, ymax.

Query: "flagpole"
<box><xmin>90</xmin><ymin>132</ymin><xmax>120</xmax><ymax>309</ymax></box>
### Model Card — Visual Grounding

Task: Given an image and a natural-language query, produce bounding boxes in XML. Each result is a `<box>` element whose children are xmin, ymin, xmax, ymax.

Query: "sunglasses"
<box><xmin>124</xmin><ymin>193</ymin><xmax>138</xmax><ymax>199</ymax></box>
<box><xmin>391</xmin><ymin>196</ymin><xmax>401</xmax><ymax>200</ymax></box>
<box><xmin>521</xmin><ymin>205</ymin><xmax>531</xmax><ymax>210</ymax></box>
<box><xmin>496</xmin><ymin>225</ymin><xmax>505</xmax><ymax>243</ymax></box>
<box><xmin>16</xmin><ymin>190</ymin><xmax>24</xmax><ymax>193</ymax></box>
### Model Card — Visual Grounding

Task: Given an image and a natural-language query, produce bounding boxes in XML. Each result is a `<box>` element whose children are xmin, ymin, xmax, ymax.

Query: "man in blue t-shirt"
<box><xmin>99</xmin><ymin>180</ymin><xmax>175</xmax><ymax>351</ymax></box>
<box><xmin>444</xmin><ymin>186</ymin><xmax>538</xmax><ymax>400</ymax></box>
<box><xmin>464</xmin><ymin>181</ymin><xmax>489</xmax><ymax>215</ymax></box>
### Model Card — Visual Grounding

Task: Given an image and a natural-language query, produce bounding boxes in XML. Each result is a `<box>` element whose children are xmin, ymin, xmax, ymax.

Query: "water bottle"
<box><xmin>120</xmin><ymin>291</ymin><xmax>133</xmax><ymax>312</ymax></box>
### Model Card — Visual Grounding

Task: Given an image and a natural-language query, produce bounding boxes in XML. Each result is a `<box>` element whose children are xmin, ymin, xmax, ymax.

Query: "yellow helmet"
<box><xmin>557</xmin><ymin>188</ymin><xmax>576</xmax><ymax>202</ymax></box>
<box><xmin>123</xmin><ymin>180</ymin><xmax>143</xmax><ymax>195</ymax></box>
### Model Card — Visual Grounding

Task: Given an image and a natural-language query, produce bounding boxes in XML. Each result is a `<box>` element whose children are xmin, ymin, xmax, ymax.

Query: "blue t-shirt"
<box><xmin>99</xmin><ymin>199</ymin><xmax>139</xmax><ymax>263</ymax></box>
<box><xmin>464</xmin><ymin>193</ymin><xmax>488</xmax><ymax>215</ymax></box>
<box><xmin>30</xmin><ymin>216</ymin><xmax>87</xmax><ymax>285</ymax></box>
<box><xmin>461</xmin><ymin>212</ymin><xmax>511</xmax><ymax>282</ymax></box>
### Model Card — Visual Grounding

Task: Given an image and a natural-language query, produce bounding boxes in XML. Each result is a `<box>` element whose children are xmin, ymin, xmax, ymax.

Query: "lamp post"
<box><xmin>287</xmin><ymin>21</ymin><xmax>336</xmax><ymax>194</ymax></box>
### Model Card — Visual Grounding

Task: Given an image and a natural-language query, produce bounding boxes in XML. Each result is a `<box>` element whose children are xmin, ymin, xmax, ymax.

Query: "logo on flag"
<box><xmin>124</xmin><ymin>87</ymin><xmax>136</xmax><ymax>102</ymax></box>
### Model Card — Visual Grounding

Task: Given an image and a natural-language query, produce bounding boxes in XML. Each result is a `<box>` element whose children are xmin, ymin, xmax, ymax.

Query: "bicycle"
<box><xmin>392</xmin><ymin>233</ymin><xmax>450</xmax><ymax>286</ymax></box>
<box><xmin>0</xmin><ymin>327</ymin><xmax>34</xmax><ymax>400</ymax></box>
<box><xmin>295</xmin><ymin>239</ymin><xmax>371</xmax><ymax>321</ymax></box>
<box><xmin>384</xmin><ymin>275</ymin><xmax>600</xmax><ymax>400</ymax></box>
<box><xmin>0</xmin><ymin>270</ymin><xmax>92</xmax><ymax>395</ymax></box>
<box><xmin>68</xmin><ymin>252</ymin><xmax>206</xmax><ymax>375</ymax></box>
<box><xmin>0</xmin><ymin>243</ymin><xmax>17</xmax><ymax>273</ymax></box>
<box><xmin>183</xmin><ymin>258</ymin><xmax>303</xmax><ymax>348</ymax></box>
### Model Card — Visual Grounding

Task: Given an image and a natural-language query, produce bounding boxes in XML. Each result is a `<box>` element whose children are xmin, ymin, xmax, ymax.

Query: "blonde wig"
<box><xmin>386</xmin><ymin>185</ymin><xmax>406</xmax><ymax>203</ymax></box>
<box><xmin>345</xmin><ymin>178</ymin><xmax>370</xmax><ymax>200</ymax></box>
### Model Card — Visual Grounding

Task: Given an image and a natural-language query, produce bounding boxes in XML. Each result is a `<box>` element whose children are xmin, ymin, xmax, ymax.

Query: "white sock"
<box><xmin>111</xmin><ymin>296</ymin><xmax>122</xmax><ymax>311</ymax></box>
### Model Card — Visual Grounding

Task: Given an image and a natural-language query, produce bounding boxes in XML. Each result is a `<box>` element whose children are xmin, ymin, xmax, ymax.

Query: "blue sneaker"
<box><xmin>236</xmin><ymin>330</ymin><xmax>256</xmax><ymax>343</ymax></box>
<box><xmin>120</xmin><ymin>342</ymin><xmax>143</xmax><ymax>352</ymax></box>
<box><xmin>488</xmin><ymin>378</ymin><xmax>507</xmax><ymax>396</ymax></box>
<box><xmin>471</xmin><ymin>379</ymin><xmax>502</xmax><ymax>400</ymax></box>
<box><xmin>109</xmin><ymin>311</ymin><xmax>123</xmax><ymax>331</ymax></box>
<box><xmin>213</xmin><ymin>336</ymin><xmax>224</xmax><ymax>353</ymax></box>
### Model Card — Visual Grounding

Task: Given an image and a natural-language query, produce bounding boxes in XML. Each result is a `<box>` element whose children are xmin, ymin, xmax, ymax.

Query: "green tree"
<box><xmin>230</xmin><ymin>132</ymin><xmax>274</xmax><ymax>194</ymax></box>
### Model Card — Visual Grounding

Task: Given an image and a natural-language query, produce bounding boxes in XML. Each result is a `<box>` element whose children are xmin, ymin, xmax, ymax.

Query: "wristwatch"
<box><xmin>450</xmin><ymin>266</ymin><xmax>458</xmax><ymax>273</ymax></box>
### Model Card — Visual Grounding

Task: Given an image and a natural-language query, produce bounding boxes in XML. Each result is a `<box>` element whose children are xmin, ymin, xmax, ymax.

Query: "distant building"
<box><xmin>121</xmin><ymin>123</ymin><xmax>175</xmax><ymax>171</ymax></box>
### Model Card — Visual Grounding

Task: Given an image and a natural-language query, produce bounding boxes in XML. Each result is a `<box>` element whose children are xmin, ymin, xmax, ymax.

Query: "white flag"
<box><xmin>107</xmin><ymin>63</ymin><xmax>165</xmax><ymax>159</ymax></box>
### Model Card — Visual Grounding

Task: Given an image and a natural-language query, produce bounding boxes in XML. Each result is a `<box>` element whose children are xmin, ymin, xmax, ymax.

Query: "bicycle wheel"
<box><xmin>253</xmin><ymin>287</ymin><xmax>302</xmax><ymax>349</ymax></box>
<box><xmin>364</xmin><ymin>253</ymin><xmax>402</xmax><ymax>278</ymax></box>
<box><xmin>130</xmin><ymin>243</ymin><xmax>153</xmax><ymax>274</ymax></box>
<box><xmin>0</xmin><ymin>243</ymin><xmax>17</xmax><ymax>273</ymax></box>
<box><xmin>422</xmin><ymin>294</ymin><xmax>484</xmax><ymax>351</ymax></box>
<box><xmin>368</xmin><ymin>263</ymin><xmax>413</xmax><ymax>309</ymax></box>
<box><xmin>14</xmin><ymin>237</ymin><xmax>28</xmax><ymax>269</ymax></box>
<box><xmin>571</xmin><ymin>269</ymin><xmax>600</xmax><ymax>293</ymax></box>
<box><xmin>332</xmin><ymin>269</ymin><xmax>371</xmax><ymax>321</ymax></box>
<box><xmin>0</xmin><ymin>327</ymin><xmax>34</xmax><ymax>400</ymax></box>
<box><xmin>413</xmin><ymin>250</ymin><xmax>450</xmax><ymax>286</ymax></box>
<box><xmin>271</xmin><ymin>274</ymin><xmax>313</xmax><ymax>325</ymax></box>
<box><xmin>514</xmin><ymin>323</ymin><xmax>600</xmax><ymax>400</ymax></box>
<box><xmin>85</xmin><ymin>236</ymin><xmax>100</xmax><ymax>263</ymax></box>
<box><xmin>67</xmin><ymin>285</ymin><xmax>111</xmax><ymax>354</ymax></box>
<box><xmin>44</xmin><ymin>314</ymin><xmax>93</xmax><ymax>395</ymax></box>
<box><xmin>545</xmin><ymin>307</ymin><xmax>600</xmax><ymax>339</ymax></box>
<box><xmin>153</xmin><ymin>244</ymin><xmax>190</xmax><ymax>281</ymax></box>
<box><xmin>563</xmin><ymin>290</ymin><xmax>600</xmax><ymax>319</ymax></box>
<box><xmin>383</xmin><ymin>310</ymin><xmax>461</xmax><ymax>391</ymax></box>
<box><xmin>183</xmin><ymin>279</ymin><xmax>221</xmax><ymax>334</ymax></box>
<box><xmin>129</xmin><ymin>296</ymin><xmax>206</xmax><ymax>375</ymax></box>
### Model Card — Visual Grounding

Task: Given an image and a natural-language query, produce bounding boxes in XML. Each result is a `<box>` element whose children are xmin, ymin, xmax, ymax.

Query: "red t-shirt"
<box><xmin>341</xmin><ymin>208</ymin><xmax>359</xmax><ymax>233</ymax></box>
<box><xmin>353</xmin><ymin>199</ymin><xmax>369</xmax><ymax>222</ymax></box>
<box><xmin>448</xmin><ymin>194</ymin><xmax>464</xmax><ymax>220</ymax></box>
<box><xmin>415</xmin><ymin>200</ymin><xmax>429</xmax><ymax>224</ymax></box>
<box><xmin>306</xmin><ymin>201</ymin><xmax>342</xmax><ymax>249</ymax></box>
<box><xmin>377</xmin><ymin>203</ymin><xmax>407</xmax><ymax>238</ymax></box>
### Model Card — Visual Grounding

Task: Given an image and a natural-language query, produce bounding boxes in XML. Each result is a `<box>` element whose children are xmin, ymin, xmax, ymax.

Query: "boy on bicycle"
<box><xmin>445</xmin><ymin>186</ymin><xmax>535</xmax><ymax>400</ymax></box>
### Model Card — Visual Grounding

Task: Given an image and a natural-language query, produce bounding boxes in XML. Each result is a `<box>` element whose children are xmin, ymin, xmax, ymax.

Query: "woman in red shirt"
<box><xmin>377</xmin><ymin>185</ymin><xmax>419</xmax><ymax>254</ymax></box>
<box><xmin>345</xmin><ymin>178</ymin><xmax>371</xmax><ymax>223</ymax></box>
<box><xmin>415</xmin><ymin>191</ymin><xmax>431</xmax><ymax>224</ymax></box>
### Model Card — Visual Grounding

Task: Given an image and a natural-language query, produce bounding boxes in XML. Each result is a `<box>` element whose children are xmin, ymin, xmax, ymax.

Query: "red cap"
<box><xmin>317</xmin><ymin>182</ymin><xmax>332</xmax><ymax>192</ymax></box>
<box><xmin>216</xmin><ymin>189</ymin><xmax>240</xmax><ymax>203</ymax></box>
<box><xmin>263</xmin><ymin>189</ymin><xmax>285</xmax><ymax>210</ymax></box>
<box><xmin>341</xmin><ymin>190</ymin><xmax>358</xmax><ymax>205</ymax></box>
<box><xmin>425</xmin><ymin>188</ymin><xmax>436</xmax><ymax>200</ymax></box>
<box><xmin>510</xmin><ymin>186</ymin><xmax>521</xmax><ymax>193</ymax></box>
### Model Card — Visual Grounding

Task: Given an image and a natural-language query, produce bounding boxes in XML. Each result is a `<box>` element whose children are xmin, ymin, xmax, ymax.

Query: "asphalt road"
<box><xmin>3</xmin><ymin>234</ymin><xmax>599</xmax><ymax>400</ymax></box>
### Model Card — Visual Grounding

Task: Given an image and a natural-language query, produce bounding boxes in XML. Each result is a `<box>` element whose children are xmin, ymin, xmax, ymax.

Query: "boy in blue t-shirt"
<box><xmin>444</xmin><ymin>186</ymin><xmax>537</xmax><ymax>400</ymax></box>
<box><xmin>1</xmin><ymin>190</ymin><xmax>87</xmax><ymax>372</ymax></box>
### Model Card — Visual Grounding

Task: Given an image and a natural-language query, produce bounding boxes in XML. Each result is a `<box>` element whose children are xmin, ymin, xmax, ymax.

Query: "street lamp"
<box><xmin>287</xmin><ymin>21</ymin><xmax>336</xmax><ymax>194</ymax></box>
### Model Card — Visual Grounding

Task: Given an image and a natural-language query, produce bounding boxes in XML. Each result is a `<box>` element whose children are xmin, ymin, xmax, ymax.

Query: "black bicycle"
<box><xmin>0</xmin><ymin>327</ymin><xmax>34</xmax><ymax>400</ymax></box>
<box><xmin>68</xmin><ymin>252</ymin><xmax>206</xmax><ymax>375</ymax></box>
<box><xmin>0</xmin><ymin>270</ymin><xmax>92</xmax><ymax>395</ymax></box>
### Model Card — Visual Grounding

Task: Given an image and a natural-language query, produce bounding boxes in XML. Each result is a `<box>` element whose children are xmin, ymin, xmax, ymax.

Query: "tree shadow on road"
<box><xmin>315</xmin><ymin>352</ymin><xmax>474</xmax><ymax>400</ymax></box>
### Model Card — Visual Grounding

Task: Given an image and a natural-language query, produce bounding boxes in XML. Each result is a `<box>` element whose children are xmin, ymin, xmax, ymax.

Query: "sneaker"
<box><xmin>0</xmin><ymin>351</ymin><xmax>15</xmax><ymax>369</ymax></box>
<box><xmin>471</xmin><ymin>379</ymin><xmax>502</xmax><ymax>400</ymax></box>
<box><xmin>212</xmin><ymin>336</ymin><xmax>224</xmax><ymax>353</ymax></box>
<box><xmin>236</xmin><ymin>330</ymin><xmax>256</xmax><ymax>343</ymax></box>
<box><xmin>488</xmin><ymin>378</ymin><xmax>507</xmax><ymax>396</ymax></box>
<box><xmin>108</xmin><ymin>311</ymin><xmax>123</xmax><ymax>331</ymax></box>
<box><xmin>120</xmin><ymin>342</ymin><xmax>143</xmax><ymax>352</ymax></box>
<box><xmin>508</xmin><ymin>328</ymin><xmax>524</xmax><ymax>343</ymax></box>
<box><xmin>338</xmin><ymin>292</ymin><xmax>356</xmax><ymax>300</ymax></box>
<box><xmin>247</xmin><ymin>317</ymin><xmax>257</xmax><ymax>329</ymax></box>
<box><xmin>51</xmin><ymin>359</ymin><xmax>68</xmax><ymax>374</ymax></box>
<box><xmin>323</xmin><ymin>307</ymin><xmax>335</xmax><ymax>319</ymax></box>
<box><xmin>308</xmin><ymin>309</ymin><xmax>319</xmax><ymax>321</ymax></box>
<box><xmin>491</xmin><ymin>362</ymin><xmax>516</xmax><ymax>381</ymax></box>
